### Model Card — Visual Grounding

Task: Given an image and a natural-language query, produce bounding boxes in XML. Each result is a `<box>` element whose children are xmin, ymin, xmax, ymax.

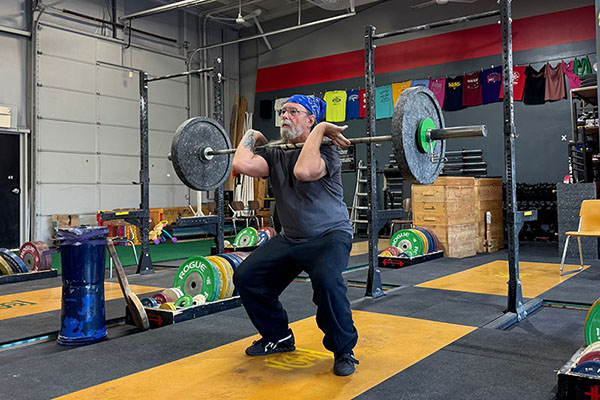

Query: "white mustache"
<box><xmin>280</xmin><ymin>120</ymin><xmax>300</xmax><ymax>140</ymax></box>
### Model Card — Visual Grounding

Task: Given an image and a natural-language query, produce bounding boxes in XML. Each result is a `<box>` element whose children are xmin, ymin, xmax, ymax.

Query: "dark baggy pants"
<box><xmin>233</xmin><ymin>230</ymin><xmax>358</xmax><ymax>355</ymax></box>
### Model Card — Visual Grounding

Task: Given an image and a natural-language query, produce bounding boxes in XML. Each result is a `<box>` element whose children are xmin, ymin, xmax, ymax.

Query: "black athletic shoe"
<box><xmin>245</xmin><ymin>330</ymin><xmax>295</xmax><ymax>356</ymax></box>
<box><xmin>333</xmin><ymin>352</ymin><xmax>359</xmax><ymax>376</ymax></box>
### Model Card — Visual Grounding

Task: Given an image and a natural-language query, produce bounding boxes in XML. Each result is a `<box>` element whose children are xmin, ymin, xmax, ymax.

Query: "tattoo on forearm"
<box><xmin>243</xmin><ymin>132</ymin><xmax>256</xmax><ymax>153</ymax></box>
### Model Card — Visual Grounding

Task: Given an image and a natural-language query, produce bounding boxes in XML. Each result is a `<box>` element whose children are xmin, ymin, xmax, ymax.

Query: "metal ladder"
<box><xmin>350</xmin><ymin>160</ymin><xmax>369</xmax><ymax>232</ymax></box>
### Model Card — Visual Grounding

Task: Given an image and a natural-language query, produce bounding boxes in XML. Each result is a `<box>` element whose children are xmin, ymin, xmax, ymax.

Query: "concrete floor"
<box><xmin>0</xmin><ymin>241</ymin><xmax>598</xmax><ymax>399</ymax></box>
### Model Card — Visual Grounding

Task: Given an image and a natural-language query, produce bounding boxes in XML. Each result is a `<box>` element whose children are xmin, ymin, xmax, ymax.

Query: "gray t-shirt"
<box><xmin>260</xmin><ymin>145</ymin><xmax>353</xmax><ymax>242</ymax></box>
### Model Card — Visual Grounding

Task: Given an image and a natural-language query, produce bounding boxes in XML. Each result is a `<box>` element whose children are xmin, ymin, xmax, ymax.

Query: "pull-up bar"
<box><xmin>146</xmin><ymin>67</ymin><xmax>215</xmax><ymax>83</ymax></box>
<box><xmin>373</xmin><ymin>9</ymin><xmax>500</xmax><ymax>40</ymax></box>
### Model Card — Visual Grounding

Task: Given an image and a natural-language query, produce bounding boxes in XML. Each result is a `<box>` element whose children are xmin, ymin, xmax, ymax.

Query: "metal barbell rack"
<box><xmin>99</xmin><ymin>58</ymin><xmax>225</xmax><ymax>275</ymax></box>
<box><xmin>363</xmin><ymin>10</ymin><xmax>500</xmax><ymax>299</ymax></box>
<box><xmin>362</xmin><ymin>2</ymin><xmax>539</xmax><ymax>327</ymax></box>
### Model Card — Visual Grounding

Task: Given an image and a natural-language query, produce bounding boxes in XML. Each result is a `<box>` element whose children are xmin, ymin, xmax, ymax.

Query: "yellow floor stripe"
<box><xmin>56</xmin><ymin>310</ymin><xmax>475</xmax><ymax>400</ymax></box>
<box><xmin>0</xmin><ymin>282</ymin><xmax>162</xmax><ymax>321</ymax></box>
<box><xmin>350</xmin><ymin>239</ymin><xmax>390</xmax><ymax>256</ymax></box>
<box><xmin>416</xmin><ymin>260</ymin><xmax>588</xmax><ymax>298</ymax></box>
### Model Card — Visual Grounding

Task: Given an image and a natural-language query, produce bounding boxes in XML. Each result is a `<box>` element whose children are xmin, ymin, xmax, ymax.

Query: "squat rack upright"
<box><xmin>363</xmin><ymin>1</ymin><xmax>538</xmax><ymax>324</ymax></box>
<box><xmin>100</xmin><ymin>58</ymin><xmax>226</xmax><ymax>274</ymax></box>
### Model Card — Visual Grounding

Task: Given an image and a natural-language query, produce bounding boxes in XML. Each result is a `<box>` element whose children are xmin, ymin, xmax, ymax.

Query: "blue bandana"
<box><xmin>285</xmin><ymin>95</ymin><xmax>326</xmax><ymax>122</ymax></box>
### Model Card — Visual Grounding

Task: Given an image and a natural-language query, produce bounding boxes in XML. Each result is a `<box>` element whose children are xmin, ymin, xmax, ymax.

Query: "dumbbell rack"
<box><xmin>513</xmin><ymin>183</ymin><xmax>558</xmax><ymax>242</ymax></box>
<box><xmin>442</xmin><ymin>149</ymin><xmax>488</xmax><ymax>177</ymax></box>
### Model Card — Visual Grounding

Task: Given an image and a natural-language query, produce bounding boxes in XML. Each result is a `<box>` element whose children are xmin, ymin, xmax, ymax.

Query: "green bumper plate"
<box><xmin>586</xmin><ymin>297</ymin><xmax>600</xmax><ymax>345</ymax></box>
<box><xmin>173</xmin><ymin>256</ymin><xmax>221</xmax><ymax>302</ymax></box>
<box><xmin>389</xmin><ymin>229</ymin><xmax>424</xmax><ymax>257</ymax></box>
<box><xmin>234</xmin><ymin>227</ymin><xmax>258</xmax><ymax>247</ymax></box>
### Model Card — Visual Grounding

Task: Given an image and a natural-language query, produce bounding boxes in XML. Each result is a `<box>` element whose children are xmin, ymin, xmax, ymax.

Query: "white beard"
<box><xmin>280</xmin><ymin>120</ymin><xmax>301</xmax><ymax>140</ymax></box>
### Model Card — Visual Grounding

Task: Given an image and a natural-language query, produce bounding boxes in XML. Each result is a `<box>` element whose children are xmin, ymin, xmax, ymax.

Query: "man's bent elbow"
<box><xmin>232</xmin><ymin>160</ymin><xmax>250</xmax><ymax>176</ymax></box>
<box><xmin>294</xmin><ymin>167</ymin><xmax>320</xmax><ymax>182</ymax></box>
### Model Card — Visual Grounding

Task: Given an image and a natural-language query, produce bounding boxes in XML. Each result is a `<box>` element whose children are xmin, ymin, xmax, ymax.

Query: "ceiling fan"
<box><xmin>411</xmin><ymin>0</ymin><xmax>478</xmax><ymax>8</ymax></box>
<box><xmin>209</xmin><ymin>0</ymin><xmax>262</xmax><ymax>25</ymax></box>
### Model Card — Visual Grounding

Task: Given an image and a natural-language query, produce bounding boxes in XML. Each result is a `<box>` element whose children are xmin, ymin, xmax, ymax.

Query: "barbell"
<box><xmin>170</xmin><ymin>86</ymin><xmax>487</xmax><ymax>191</ymax></box>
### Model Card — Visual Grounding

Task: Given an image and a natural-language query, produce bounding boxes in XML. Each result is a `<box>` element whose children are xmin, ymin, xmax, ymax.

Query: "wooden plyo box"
<box><xmin>412</xmin><ymin>176</ymin><xmax>477</xmax><ymax>258</ymax></box>
<box><xmin>418</xmin><ymin>222</ymin><xmax>477</xmax><ymax>258</ymax></box>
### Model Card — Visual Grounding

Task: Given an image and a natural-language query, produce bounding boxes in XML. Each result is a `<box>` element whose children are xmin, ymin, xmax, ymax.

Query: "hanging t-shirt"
<box><xmin>376</xmin><ymin>85</ymin><xmax>394</xmax><ymax>120</ymax></box>
<box><xmin>462</xmin><ymin>72</ymin><xmax>482</xmax><ymax>107</ymax></box>
<box><xmin>562</xmin><ymin>61</ymin><xmax>582</xmax><ymax>90</ymax></box>
<box><xmin>523</xmin><ymin>66</ymin><xmax>546</xmax><ymax>105</ymax></box>
<box><xmin>429</xmin><ymin>78</ymin><xmax>446</xmax><ymax>108</ymax></box>
<box><xmin>274</xmin><ymin>97</ymin><xmax>289</xmax><ymax>127</ymax></box>
<box><xmin>544</xmin><ymin>63</ymin><xmax>566</xmax><ymax>101</ymax></box>
<box><xmin>443</xmin><ymin>76</ymin><xmax>463</xmax><ymax>111</ymax></box>
<box><xmin>574</xmin><ymin>57</ymin><xmax>593</xmax><ymax>77</ymax></box>
<box><xmin>481</xmin><ymin>66</ymin><xmax>502</xmax><ymax>104</ymax></box>
<box><xmin>392</xmin><ymin>81</ymin><xmax>412</xmax><ymax>106</ymax></box>
<box><xmin>324</xmin><ymin>90</ymin><xmax>347</xmax><ymax>122</ymax></box>
<box><xmin>346</xmin><ymin>89</ymin><xmax>360</xmax><ymax>120</ymax></box>
<box><xmin>499</xmin><ymin>66</ymin><xmax>527</xmax><ymax>101</ymax></box>
<box><xmin>411</xmin><ymin>79</ymin><xmax>430</xmax><ymax>88</ymax></box>
<box><xmin>359</xmin><ymin>89</ymin><xmax>366</xmax><ymax>118</ymax></box>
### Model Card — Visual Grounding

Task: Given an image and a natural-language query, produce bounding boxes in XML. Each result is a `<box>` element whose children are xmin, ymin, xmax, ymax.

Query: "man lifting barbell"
<box><xmin>169</xmin><ymin>87</ymin><xmax>488</xmax><ymax>375</ymax></box>
<box><xmin>231</xmin><ymin>94</ymin><xmax>360</xmax><ymax>376</ymax></box>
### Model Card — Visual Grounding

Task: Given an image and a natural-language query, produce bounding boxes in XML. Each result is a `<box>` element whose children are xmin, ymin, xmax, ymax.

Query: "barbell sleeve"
<box><xmin>428</xmin><ymin>125</ymin><xmax>487</xmax><ymax>141</ymax></box>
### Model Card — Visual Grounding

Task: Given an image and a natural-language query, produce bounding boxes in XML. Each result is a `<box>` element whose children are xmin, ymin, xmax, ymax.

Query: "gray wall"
<box><xmin>0</xmin><ymin>0</ymin><xmax>241</xmax><ymax>243</ymax></box>
<box><xmin>0</xmin><ymin>0</ymin><xmax>28</xmax><ymax>128</ymax></box>
<box><xmin>240</xmin><ymin>1</ymin><xmax>595</xmax><ymax>207</ymax></box>
<box><xmin>240</xmin><ymin>0</ymin><xmax>594</xmax><ymax>109</ymax></box>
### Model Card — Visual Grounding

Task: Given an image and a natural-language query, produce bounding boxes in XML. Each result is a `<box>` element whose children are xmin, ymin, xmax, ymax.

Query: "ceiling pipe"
<box><xmin>193</xmin><ymin>10</ymin><xmax>355</xmax><ymax>52</ymax></box>
<box><xmin>252</xmin><ymin>15</ymin><xmax>272</xmax><ymax>51</ymax></box>
<box><xmin>121</xmin><ymin>0</ymin><xmax>218</xmax><ymax>21</ymax></box>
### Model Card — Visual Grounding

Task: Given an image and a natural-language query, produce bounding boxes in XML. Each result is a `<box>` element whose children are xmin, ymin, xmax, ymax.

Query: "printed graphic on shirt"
<box><xmin>324</xmin><ymin>90</ymin><xmax>347</xmax><ymax>122</ymax></box>
<box><xmin>376</xmin><ymin>85</ymin><xmax>394</xmax><ymax>120</ymax></box>
<box><xmin>429</xmin><ymin>78</ymin><xmax>446</xmax><ymax>108</ymax></box>
<box><xmin>499</xmin><ymin>66</ymin><xmax>526</xmax><ymax>101</ymax></box>
<box><xmin>392</xmin><ymin>81</ymin><xmax>412</xmax><ymax>106</ymax></box>
<box><xmin>443</xmin><ymin>76</ymin><xmax>463</xmax><ymax>111</ymax></box>
<box><xmin>481</xmin><ymin>66</ymin><xmax>502</xmax><ymax>104</ymax></box>
<box><xmin>462</xmin><ymin>72</ymin><xmax>482</xmax><ymax>107</ymax></box>
<box><xmin>346</xmin><ymin>89</ymin><xmax>360</xmax><ymax>120</ymax></box>
<box><xmin>359</xmin><ymin>89</ymin><xmax>366</xmax><ymax>119</ymax></box>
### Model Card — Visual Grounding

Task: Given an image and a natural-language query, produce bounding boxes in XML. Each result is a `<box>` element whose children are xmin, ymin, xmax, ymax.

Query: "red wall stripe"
<box><xmin>255</xmin><ymin>6</ymin><xmax>595</xmax><ymax>93</ymax></box>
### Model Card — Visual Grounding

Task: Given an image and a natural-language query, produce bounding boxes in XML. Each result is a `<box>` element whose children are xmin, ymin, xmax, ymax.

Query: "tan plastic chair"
<box><xmin>560</xmin><ymin>200</ymin><xmax>600</xmax><ymax>276</ymax></box>
<box><xmin>248</xmin><ymin>200</ymin><xmax>263</xmax><ymax>228</ymax></box>
<box><xmin>230</xmin><ymin>201</ymin><xmax>260</xmax><ymax>229</ymax></box>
